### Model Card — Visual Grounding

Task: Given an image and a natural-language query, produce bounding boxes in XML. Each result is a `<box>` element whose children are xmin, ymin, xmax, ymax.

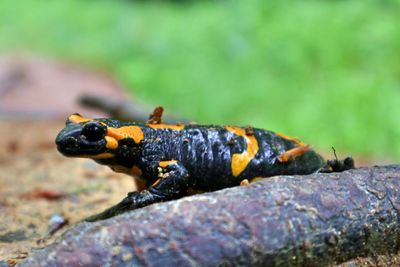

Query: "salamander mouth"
<box><xmin>56</xmin><ymin>135</ymin><xmax>107</xmax><ymax>156</ymax></box>
<box><xmin>56</xmin><ymin>144</ymin><xmax>106</xmax><ymax>157</ymax></box>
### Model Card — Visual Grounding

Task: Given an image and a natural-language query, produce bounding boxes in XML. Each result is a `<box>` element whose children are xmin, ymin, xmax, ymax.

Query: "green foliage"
<box><xmin>1</xmin><ymin>0</ymin><xmax>399</xmax><ymax>160</ymax></box>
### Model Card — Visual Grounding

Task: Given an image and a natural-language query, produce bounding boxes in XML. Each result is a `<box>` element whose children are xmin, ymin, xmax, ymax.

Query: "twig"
<box><xmin>79</xmin><ymin>94</ymin><xmax>188</xmax><ymax>123</ymax></box>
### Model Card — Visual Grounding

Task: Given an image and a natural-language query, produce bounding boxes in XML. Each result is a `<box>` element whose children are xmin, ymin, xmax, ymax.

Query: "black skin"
<box><xmin>56</xmin><ymin>116</ymin><xmax>354</xmax><ymax>222</ymax></box>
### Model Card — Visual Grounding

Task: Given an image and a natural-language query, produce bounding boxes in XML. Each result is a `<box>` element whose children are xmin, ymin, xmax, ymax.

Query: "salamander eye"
<box><xmin>81</xmin><ymin>122</ymin><xmax>105</xmax><ymax>141</ymax></box>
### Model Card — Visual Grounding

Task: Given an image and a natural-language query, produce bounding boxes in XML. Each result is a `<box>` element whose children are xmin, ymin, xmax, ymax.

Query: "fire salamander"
<box><xmin>55</xmin><ymin>107</ymin><xmax>354</xmax><ymax>222</ymax></box>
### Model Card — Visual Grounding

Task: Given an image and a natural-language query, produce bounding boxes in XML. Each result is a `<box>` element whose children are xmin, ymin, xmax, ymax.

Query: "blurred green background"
<box><xmin>0</xmin><ymin>0</ymin><xmax>399</xmax><ymax>162</ymax></box>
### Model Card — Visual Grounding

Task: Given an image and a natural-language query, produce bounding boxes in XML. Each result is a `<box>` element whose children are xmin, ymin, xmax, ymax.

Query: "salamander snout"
<box><xmin>55</xmin><ymin>121</ymin><xmax>107</xmax><ymax>157</ymax></box>
<box><xmin>56</xmin><ymin>136</ymin><xmax>77</xmax><ymax>148</ymax></box>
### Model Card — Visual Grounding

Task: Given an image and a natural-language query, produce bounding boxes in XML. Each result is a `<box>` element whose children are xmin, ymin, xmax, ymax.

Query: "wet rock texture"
<box><xmin>19</xmin><ymin>165</ymin><xmax>400</xmax><ymax>267</ymax></box>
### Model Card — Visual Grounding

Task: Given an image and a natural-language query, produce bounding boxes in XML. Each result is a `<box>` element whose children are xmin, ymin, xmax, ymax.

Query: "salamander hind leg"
<box><xmin>84</xmin><ymin>161</ymin><xmax>190</xmax><ymax>222</ymax></box>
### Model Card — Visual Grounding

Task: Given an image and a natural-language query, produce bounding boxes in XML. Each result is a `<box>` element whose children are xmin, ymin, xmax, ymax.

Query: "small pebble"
<box><xmin>48</xmin><ymin>214</ymin><xmax>69</xmax><ymax>235</ymax></box>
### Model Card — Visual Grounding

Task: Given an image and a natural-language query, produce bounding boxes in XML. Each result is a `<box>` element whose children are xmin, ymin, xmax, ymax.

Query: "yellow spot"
<box><xmin>131</xmin><ymin>165</ymin><xmax>143</xmax><ymax>177</ymax></box>
<box><xmin>275</xmin><ymin>132</ymin><xmax>311</xmax><ymax>163</ymax></box>
<box><xmin>226</xmin><ymin>126</ymin><xmax>259</xmax><ymax>177</ymax></box>
<box><xmin>148</xmin><ymin>124</ymin><xmax>184</xmax><ymax>131</ymax></box>
<box><xmin>159</xmin><ymin>160</ymin><xmax>178</xmax><ymax>168</ymax></box>
<box><xmin>107</xmin><ymin>126</ymin><xmax>144</xmax><ymax>143</ymax></box>
<box><xmin>152</xmin><ymin>178</ymin><xmax>161</xmax><ymax>187</ymax></box>
<box><xmin>151</xmin><ymin>161</ymin><xmax>176</xmax><ymax>187</ymax></box>
<box><xmin>278</xmin><ymin>145</ymin><xmax>311</xmax><ymax>163</ymax></box>
<box><xmin>151</xmin><ymin>160</ymin><xmax>178</xmax><ymax>187</ymax></box>
<box><xmin>68</xmin><ymin>114</ymin><xmax>92</xmax><ymax>123</ymax></box>
<box><xmin>105</xmin><ymin>136</ymin><xmax>118</xmax><ymax>150</ymax></box>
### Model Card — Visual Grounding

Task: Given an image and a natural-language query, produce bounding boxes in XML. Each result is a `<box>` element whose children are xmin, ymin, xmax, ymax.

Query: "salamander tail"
<box><xmin>319</xmin><ymin>147</ymin><xmax>355</xmax><ymax>173</ymax></box>
<box><xmin>320</xmin><ymin>156</ymin><xmax>355</xmax><ymax>173</ymax></box>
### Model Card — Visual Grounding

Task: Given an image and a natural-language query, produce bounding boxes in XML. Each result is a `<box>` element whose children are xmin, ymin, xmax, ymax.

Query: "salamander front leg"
<box><xmin>84</xmin><ymin>161</ymin><xmax>190</xmax><ymax>222</ymax></box>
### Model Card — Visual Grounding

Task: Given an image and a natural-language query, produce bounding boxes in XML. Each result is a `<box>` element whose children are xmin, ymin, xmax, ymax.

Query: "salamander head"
<box><xmin>56</xmin><ymin>114</ymin><xmax>110</xmax><ymax>158</ymax></box>
<box><xmin>55</xmin><ymin>114</ymin><xmax>143</xmax><ymax>161</ymax></box>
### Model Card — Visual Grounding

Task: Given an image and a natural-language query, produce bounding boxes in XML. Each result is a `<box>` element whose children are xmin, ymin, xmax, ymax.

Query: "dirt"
<box><xmin>0</xmin><ymin>56</ymin><xmax>136</xmax><ymax>265</ymax></box>
<box><xmin>0</xmin><ymin>120</ymin><xmax>137</xmax><ymax>265</ymax></box>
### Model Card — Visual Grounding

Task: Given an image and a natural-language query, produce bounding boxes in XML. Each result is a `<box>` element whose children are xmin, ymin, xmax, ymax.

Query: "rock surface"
<box><xmin>18</xmin><ymin>165</ymin><xmax>400</xmax><ymax>267</ymax></box>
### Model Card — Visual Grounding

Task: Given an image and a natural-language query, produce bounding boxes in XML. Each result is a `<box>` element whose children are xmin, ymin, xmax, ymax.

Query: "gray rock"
<box><xmin>18</xmin><ymin>165</ymin><xmax>400</xmax><ymax>267</ymax></box>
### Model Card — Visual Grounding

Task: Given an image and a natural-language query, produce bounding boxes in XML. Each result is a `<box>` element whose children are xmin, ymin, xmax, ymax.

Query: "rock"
<box><xmin>18</xmin><ymin>165</ymin><xmax>400</xmax><ymax>267</ymax></box>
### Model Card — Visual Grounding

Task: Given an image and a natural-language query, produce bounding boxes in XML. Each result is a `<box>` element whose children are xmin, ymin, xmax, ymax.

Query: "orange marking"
<box><xmin>226</xmin><ymin>126</ymin><xmax>259</xmax><ymax>177</ymax></box>
<box><xmin>152</xmin><ymin>178</ymin><xmax>161</xmax><ymax>187</ymax></box>
<box><xmin>278</xmin><ymin>145</ymin><xmax>311</xmax><ymax>163</ymax></box>
<box><xmin>131</xmin><ymin>165</ymin><xmax>143</xmax><ymax>177</ymax></box>
<box><xmin>105</xmin><ymin>136</ymin><xmax>118</xmax><ymax>150</ymax></box>
<box><xmin>68</xmin><ymin>114</ymin><xmax>92</xmax><ymax>123</ymax></box>
<box><xmin>152</xmin><ymin>161</ymin><xmax>178</xmax><ymax>187</ymax></box>
<box><xmin>276</xmin><ymin>132</ymin><xmax>305</xmax><ymax>146</ymax></box>
<box><xmin>159</xmin><ymin>160</ymin><xmax>178</xmax><ymax>168</ymax></box>
<box><xmin>148</xmin><ymin>124</ymin><xmax>184</xmax><ymax>131</ymax></box>
<box><xmin>107</xmin><ymin>126</ymin><xmax>144</xmax><ymax>143</ymax></box>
